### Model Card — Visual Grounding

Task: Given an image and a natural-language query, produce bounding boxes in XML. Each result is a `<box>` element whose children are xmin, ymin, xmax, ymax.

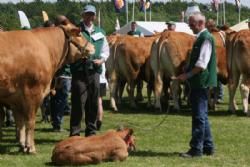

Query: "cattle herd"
<box><xmin>0</xmin><ymin>21</ymin><xmax>250</xmax><ymax>158</ymax></box>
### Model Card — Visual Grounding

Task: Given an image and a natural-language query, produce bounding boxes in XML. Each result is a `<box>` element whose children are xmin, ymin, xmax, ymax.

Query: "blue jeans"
<box><xmin>51</xmin><ymin>77</ymin><xmax>71</xmax><ymax>129</ymax></box>
<box><xmin>189</xmin><ymin>88</ymin><xmax>214</xmax><ymax>154</ymax></box>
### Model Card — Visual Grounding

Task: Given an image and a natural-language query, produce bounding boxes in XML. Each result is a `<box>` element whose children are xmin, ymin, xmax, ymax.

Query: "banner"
<box><xmin>114</xmin><ymin>0</ymin><xmax>126</xmax><ymax>13</ymax></box>
<box><xmin>235</xmin><ymin>0</ymin><xmax>241</xmax><ymax>12</ymax></box>
<box><xmin>18</xmin><ymin>11</ymin><xmax>31</xmax><ymax>29</ymax></box>
<box><xmin>139</xmin><ymin>0</ymin><xmax>151</xmax><ymax>12</ymax></box>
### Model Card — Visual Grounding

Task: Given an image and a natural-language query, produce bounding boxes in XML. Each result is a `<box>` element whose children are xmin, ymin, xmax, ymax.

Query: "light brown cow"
<box><xmin>51</xmin><ymin>128</ymin><xmax>135</xmax><ymax>165</ymax></box>
<box><xmin>107</xmin><ymin>35</ymin><xmax>159</xmax><ymax>111</ymax></box>
<box><xmin>227</xmin><ymin>30</ymin><xmax>250</xmax><ymax>115</ymax></box>
<box><xmin>153</xmin><ymin>31</ymin><xmax>195</xmax><ymax>111</ymax></box>
<box><xmin>0</xmin><ymin>21</ymin><xmax>94</xmax><ymax>153</ymax></box>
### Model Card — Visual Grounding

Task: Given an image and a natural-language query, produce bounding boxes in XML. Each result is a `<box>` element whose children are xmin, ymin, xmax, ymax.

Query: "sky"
<box><xmin>0</xmin><ymin>0</ymin><xmax>249</xmax><ymax>8</ymax></box>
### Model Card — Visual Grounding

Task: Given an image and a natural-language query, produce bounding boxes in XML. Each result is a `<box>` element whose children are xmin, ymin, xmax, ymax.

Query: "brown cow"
<box><xmin>153</xmin><ymin>31</ymin><xmax>195</xmax><ymax>111</ymax></box>
<box><xmin>107</xmin><ymin>35</ymin><xmax>159</xmax><ymax>111</ymax></box>
<box><xmin>0</xmin><ymin>21</ymin><xmax>95</xmax><ymax>153</ymax></box>
<box><xmin>51</xmin><ymin>128</ymin><xmax>135</xmax><ymax>165</ymax></box>
<box><xmin>227</xmin><ymin>30</ymin><xmax>250</xmax><ymax>115</ymax></box>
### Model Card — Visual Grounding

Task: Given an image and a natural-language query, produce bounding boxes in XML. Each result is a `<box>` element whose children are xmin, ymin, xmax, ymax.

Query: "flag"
<box><xmin>115</xmin><ymin>17</ymin><xmax>120</xmax><ymax>31</ymax></box>
<box><xmin>18</xmin><ymin>11</ymin><xmax>31</xmax><ymax>29</ymax></box>
<box><xmin>211</xmin><ymin>0</ymin><xmax>220</xmax><ymax>12</ymax></box>
<box><xmin>235</xmin><ymin>0</ymin><xmax>241</xmax><ymax>12</ymax></box>
<box><xmin>114</xmin><ymin>0</ymin><xmax>126</xmax><ymax>13</ymax></box>
<box><xmin>139</xmin><ymin>0</ymin><xmax>151</xmax><ymax>12</ymax></box>
<box><xmin>42</xmin><ymin>11</ymin><xmax>49</xmax><ymax>22</ymax></box>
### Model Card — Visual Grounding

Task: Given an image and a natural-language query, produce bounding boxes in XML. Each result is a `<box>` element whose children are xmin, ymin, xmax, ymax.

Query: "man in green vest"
<box><xmin>70</xmin><ymin>4</ymin><xmax>110</xmax><ymax>137</ymax></box>
<box><xmin>177</xmin><ymin>13</ymin><xmax>217</xmax><ymax>158</ymax></box>
<box><xmin>127</xmin><ymin>21</ymin><xmax>144</xmax><ymax>37</ymax></box>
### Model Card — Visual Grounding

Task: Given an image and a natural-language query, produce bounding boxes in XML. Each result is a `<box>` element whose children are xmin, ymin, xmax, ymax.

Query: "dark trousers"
<box><xmin>70</xmin><ymin>71</ymin><xmax>99</xmax><ymax>137</ymax></box>
<box><xmin>189</xmin><ymin>88</ymin><xmax>214</xmax><ymax>154</ymax></box>
<box><xmin>51</xmin><ymin>77</ymin><xmax>71</xmax><ymax>129</ymax></box>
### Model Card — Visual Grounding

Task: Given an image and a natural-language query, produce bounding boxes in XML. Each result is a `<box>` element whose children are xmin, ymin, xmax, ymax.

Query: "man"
<box><xmin>70</xmin><ymin>4</ymin><xmax>109</xmax><ymax>137</ymax></box>
<box><xmin>177</xmin><ymin>13</ymin><xmax>217</xmax><ymax>158</ymax></box>
<box><xmin>166</xmin><ymin>21</ymin><xmax>176</xmax><ymax>31</ymax></box>
<box><xmin>127</xmin><ymin>21</ymin><xmax>144</xmax><ymax>37</ymax></box>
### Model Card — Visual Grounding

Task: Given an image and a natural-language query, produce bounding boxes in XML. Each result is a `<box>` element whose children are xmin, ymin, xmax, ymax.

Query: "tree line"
<box><xmin>0</xmin><ymin>0</ymin><xmax>249</xmax><ymax>34</ymax></box>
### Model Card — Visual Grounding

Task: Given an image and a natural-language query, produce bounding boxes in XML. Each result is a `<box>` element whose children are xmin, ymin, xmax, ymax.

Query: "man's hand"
<box><xmin>176</xmin><ymin>73</ymin><xmax>188</xmax><ymax>82</ymax></box>
<box><xmin>93</xmin><ymin>58</ymin><xmax>104</xmax><ymax>66</ymax></box>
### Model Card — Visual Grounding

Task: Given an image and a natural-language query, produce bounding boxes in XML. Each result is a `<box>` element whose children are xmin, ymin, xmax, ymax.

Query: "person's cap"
<box><xmin>166</xmin><ymin>21</ymin><xmax>176</xmax><ymax>25</ymax></box>
<box><xmin>246</xmin><ymin>18</ymin><xmax>250</xmax><ymax>23</ymax></box>
<box><xmin>82</xmin><ymin>5</ymin><xmax>96</xmax><ymax>15</ymax></box>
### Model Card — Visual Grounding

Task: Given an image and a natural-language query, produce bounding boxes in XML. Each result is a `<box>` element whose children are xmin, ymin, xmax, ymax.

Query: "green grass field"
<box><xmin>1</xmin><ymin>87</ymin><xmax>250</xmax><ymax>167</ymax></box>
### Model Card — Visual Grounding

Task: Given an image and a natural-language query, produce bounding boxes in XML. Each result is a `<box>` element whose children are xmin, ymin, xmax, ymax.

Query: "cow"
<box><xmin>227</xmin><ymin>30</ymin><xmax>250</xmax><ymax>116</ymax></box>
<box><xmin>107</xmin><ymin>35</ymin><xmax>159</xmax><ymax>111</ymax></box>
<box><xmin>153</xmin><ymin>31</ymin><xmax>195</xmax><ymax>111</ymax></box>
<box><xmin>0</xmin><ymin>20</ymin><xmax>95</xmax><ymax>153</ymax></box>
<box><xmin>51</xmin><ymin>128</ymin><xmax>135</xmax><ymax>165</ymax></box>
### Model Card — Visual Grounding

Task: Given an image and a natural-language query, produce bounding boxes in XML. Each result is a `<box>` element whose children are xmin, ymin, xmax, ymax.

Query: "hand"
<box><xmin>176</xmin><ymin>73</ymin><xmax>188</xmax><ymax>82</ymax></box>
<box><xmin>93</xmin><ymin>59</ymin><xmax>104</xmax><ymax>66</ymax></box>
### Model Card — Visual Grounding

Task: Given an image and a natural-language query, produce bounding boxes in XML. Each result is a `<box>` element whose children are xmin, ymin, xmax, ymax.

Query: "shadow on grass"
<box><xmin>130</xmin><ymin>150</ymin><xmax>180</xmax><ymax>157</ymax></box>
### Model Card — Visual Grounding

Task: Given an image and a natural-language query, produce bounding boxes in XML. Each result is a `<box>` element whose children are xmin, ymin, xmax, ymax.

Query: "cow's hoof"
<box><xmin>25</xmin><ymin>146</ymin><xmax>36</xmax><ymax>154</ymax></box>
<box><xmin>18</xmin><ymin>145</ymin><xmax>26</xmax><ymax>153</ymax></box>
<box><xmin>227</xmin><ymin>109</ymin><xmax>235</xmax><ymax>115</ymax></box>
<box><xmin>112</xmin><ymin>107</ymin><xmax>118</xmax><ymax>112</ymax></box>
<box><xmin>154</xmin><ymin>107</ymin><xmax>162</xmax><ymax>112</ymax></box>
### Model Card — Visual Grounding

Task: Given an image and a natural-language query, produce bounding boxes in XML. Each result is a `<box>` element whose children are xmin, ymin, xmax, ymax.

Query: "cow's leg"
<box><xmin>147</xmin><ymin>82</ymin><xmax>153</xmax><ymax>108</ymax></box>
<box><xmin>239</xmin><ymin>76</ymin><xmax>250</xmax><ymax>116</ymax></box>
<box><xmin>13</xmin><ymin>111</ymin><xmax>26</xmax><ymax>152</ymax></box>
<box><xmin>154</xmin><ymin>71</ymin><xmax>163</xmax><ymax>111</ymax></box>
<box><xmin>110</xmin><ymin>72</ymin><xmax>118</xmax><ymax>111</ymax></box>
<box><xmin>171</xmin><ymin>80</ymin><xmax>181</xmax><ymax>111</ymax></box>
<box><xmin>0</xmin><ymin>105</ymin><xmax>5</xmax><ymax>140</ymax></box>
<box><xmin>135</xmin><ymin>79</ymin><xmax>144</xmax><ymax>102</ymax></box>
<box><xmin>128</xmin><ymin>81</ymin><xmax>136</xmax><ymax>109</ymax></box>
<box><xmin>228</xmin><ymin>69</ymin><xmax>240</xmax><ymax>113</ymax></box>
<box><xmin>25</xmin><ymin>105</ymin><xmax>37</xmax><ymax>154</ymax></box>
<box><xmin>111</xmin><ymin>149</ymin><xmax>128</xmax><ymax>161</ymax></box>
<box><xmin>117</xmin><ymin>80</ymin><xmax>126</xmax><ymax>104</ymax></box>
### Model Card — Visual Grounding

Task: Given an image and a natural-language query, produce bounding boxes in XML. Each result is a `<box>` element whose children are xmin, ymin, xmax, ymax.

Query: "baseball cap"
<box><xmin>82</xmin><ymin>5</ymin><xmax>96</xmax><ymax>15</ymax></box>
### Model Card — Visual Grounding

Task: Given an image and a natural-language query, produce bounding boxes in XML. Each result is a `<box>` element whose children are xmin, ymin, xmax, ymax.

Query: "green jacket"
<box><xmin>70</xmin><ymin>25</ymin><xmax>105</xmax><ymax>74</ymax></box>
<box><xmin>127</xmin><ymin>30</ymin><xmax>142</xmax><ymax>36</ymax></box>
<box><xmin>187</xmin><ymin>30</ymin><xmax>217</xmax><ymax>89</ymax></box>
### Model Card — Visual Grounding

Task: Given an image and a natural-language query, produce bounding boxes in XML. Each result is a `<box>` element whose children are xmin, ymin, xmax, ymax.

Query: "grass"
<box><xmin>1</xmin><ymin>86</ymin><xmax>250</xmax><ymax>167</ymax></box>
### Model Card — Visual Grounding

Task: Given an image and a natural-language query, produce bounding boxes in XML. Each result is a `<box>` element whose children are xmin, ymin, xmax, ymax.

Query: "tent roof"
<box><xmin>115</xmin><ymin>21</ymin><xmax>194</xmax><ymax>36</ymax></box>
<box><xmin>230</xmin><ymin>19</ymin><xmax>248</xmax><ymax>32</ymax></box>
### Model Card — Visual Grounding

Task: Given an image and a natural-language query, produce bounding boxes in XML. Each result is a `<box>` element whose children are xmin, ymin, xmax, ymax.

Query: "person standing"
<box><xmin>127</xmin><ymin>21</ymin><xmax>144</xmax><ymax>37</ymax></box>
<box><xmin>177</xmin><ymin>13</ymin><xmax>217</xmax><ymax>158</ymax></box>
<box><xmin>70</xmin><ymin>4</ymin><xmax>109</xmax><ymax>137</ymax></box>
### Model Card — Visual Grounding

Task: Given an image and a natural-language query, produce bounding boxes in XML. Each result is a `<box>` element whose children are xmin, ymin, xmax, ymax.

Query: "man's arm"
<box><xmin>176</xmin><ymin>39</ymin><xmax>212</xmax><ymax>81</ymax></box>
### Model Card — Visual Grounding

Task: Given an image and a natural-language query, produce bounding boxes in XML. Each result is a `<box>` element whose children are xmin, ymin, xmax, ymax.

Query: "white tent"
<box><xmin>230</xmin><ymin>19</ymin><xmax>248</xmax><ymax>32</ymax></box>
<box><xmin>115</xmin><ymin>21</ymin><xmax>194</xmax><ymax>36</ymax></box>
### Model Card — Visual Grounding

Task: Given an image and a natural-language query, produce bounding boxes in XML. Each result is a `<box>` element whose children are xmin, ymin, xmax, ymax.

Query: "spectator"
<box><xmin>70</xmin><ymin>4</ymin><xmax>109</xmax><ymax>137</ymax></box>
<box><xmin>127</xmin><ymin>21</ymin><xmax>144</xmax><ymax>37</ymax></box>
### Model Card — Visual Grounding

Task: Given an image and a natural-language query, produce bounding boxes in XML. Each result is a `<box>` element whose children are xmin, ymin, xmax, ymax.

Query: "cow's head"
<box><xmin>60</xmin><ymin>20</ymin><xmax>95</xmax><ymax>63</ymax></box>
<box><xmin>117</xmin><ymin>128</ymin><xmax>136</xmax><ymax>152</ymax></box>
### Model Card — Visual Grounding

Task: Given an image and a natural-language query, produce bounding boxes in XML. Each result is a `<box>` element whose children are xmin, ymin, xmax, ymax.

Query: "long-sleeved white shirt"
<box><xmin>194</xmin><ymin>28</ymin><xmax>212</xmax><ymax>70</ymax></box>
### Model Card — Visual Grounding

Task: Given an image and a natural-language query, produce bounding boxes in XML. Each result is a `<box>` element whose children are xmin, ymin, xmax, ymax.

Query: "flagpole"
<box><xmin>126</xmin><ymin>0</ymin><xmax>128</xmax><ymax>24</ymax></box>
<box><xmin>239</xmin><ymin>4</ymin><xmax>241</xmax><ymax>23</ymax></box>
<box><xmin>132</xmin><ymin>0</ymin><xmax>135</xmax><ymax>21</ymax></box>
<box><xmin>98</xmin><ymin>8</ymin><xmax>101</xmax><ymax>28</ymax></box>
<box><xmin>149</xmin><ymin>4</ymin><xmax>151</xmax><ymax>21</ymax></box>
<box><xmin>223</xmin><ymin>0</ymin><xmax>226</xmax><ymax>24</ymax></box>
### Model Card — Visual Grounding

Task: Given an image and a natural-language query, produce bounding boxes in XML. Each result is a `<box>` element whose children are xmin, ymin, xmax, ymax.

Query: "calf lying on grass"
<box><xmin>51</xmin><ymin>128</ymin><xmax>135</xmax><ymax>165</ymax></box>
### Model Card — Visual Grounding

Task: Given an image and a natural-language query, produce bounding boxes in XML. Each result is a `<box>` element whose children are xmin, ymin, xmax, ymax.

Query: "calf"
<box><xmin>51</xmin><ymin>128</ymin><xmax>135</xmax><ymax>165</ymax></box>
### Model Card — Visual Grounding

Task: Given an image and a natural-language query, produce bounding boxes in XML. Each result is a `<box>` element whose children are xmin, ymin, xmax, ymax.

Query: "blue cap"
<box><xmin>82</xmin><ymin>5</ymin><xmax>96</xmax><ymax>15</ymax></box>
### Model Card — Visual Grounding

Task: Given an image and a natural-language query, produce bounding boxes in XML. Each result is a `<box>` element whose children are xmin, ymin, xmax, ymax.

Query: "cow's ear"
<box><xmin>71</xmin><ymin>27</ymin><xmax>81</xmax><ymax>36</ymax></box>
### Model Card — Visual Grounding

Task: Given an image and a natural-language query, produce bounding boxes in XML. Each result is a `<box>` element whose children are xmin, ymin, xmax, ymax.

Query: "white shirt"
<box><xmin>194</xmin><ymin>28</ymin><xmax>212</xmax><ymax>70</ymax></box>
<box><xmin>84</xmin><ymin>23</ymin><xmax>110</xmax><ymax>84</ymax></box>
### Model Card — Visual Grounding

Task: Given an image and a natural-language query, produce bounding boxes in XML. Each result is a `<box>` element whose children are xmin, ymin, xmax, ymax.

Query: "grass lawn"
<box><xmin>1</xmin><ymin>87</ymin><xmax>250</xmax><ymax>167</ymax></box>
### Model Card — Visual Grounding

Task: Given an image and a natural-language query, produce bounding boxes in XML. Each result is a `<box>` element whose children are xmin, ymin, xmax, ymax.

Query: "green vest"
<box><xmin>187</xmin><ymin>30</ymin><xmax>217</xmax><ymax>89</ymax></box>
<box><xmin>127</xmin><ymin>30</ymin><xmax>142</xmax><ymax>36</ymax></box>
<box><xmin>70</xmin><ymin>25</ymin><xmax>105</xmax><ymax>74</ymax></box>
<box><xmin>56</xmin><ymin>64</ymin><xmax>71</xmax><ymax>77</ymax></box>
